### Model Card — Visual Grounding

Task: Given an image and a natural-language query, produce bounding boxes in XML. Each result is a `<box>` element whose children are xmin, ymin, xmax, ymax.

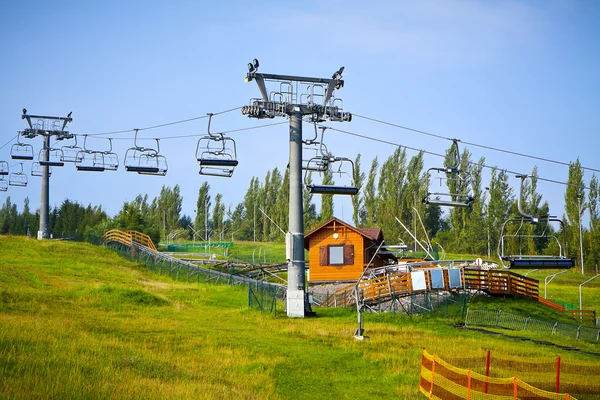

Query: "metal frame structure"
<box><xmin>196</xmin><ymin>113</ymin><xmax>239</xmax><ymax>177</ymax></box>
<box><xmin>19</xmin><ymin>109</ymin><xmax>73</xmax><ymax>239</ymax></box>
<box><xmin>124</xmin><ymin>130</ymin><xmax>167</xmax><ymax>176</ymax></box>
<box><xmin>0</xmin><ymin>178</ymin><xmax>7</xmax><ymax>192</ymax></box>
<box><xmin>243</xmin><ymin>59</ymin><xmax>351</xmax><ymax>317</ymax></box>
<box><xmin>423</xmin><ymin>140</ymin><xmax>474</xmax><ymax>208</ymax></box>
<box><xmin>497</xmin><ymin>175</ymin><xmax>574</xmax><ymax>269</ymax></box>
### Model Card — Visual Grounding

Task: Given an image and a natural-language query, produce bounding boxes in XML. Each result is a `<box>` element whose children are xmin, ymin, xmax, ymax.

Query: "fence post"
<box><xmin>496</xmin><ymin>310</ymin><xmax>502</xmax><ymax>327</ymax></box>
<box><xmin>485</xmin><ymin>349</ymin><xmax>491</xmax><ymax>394</ymax></box>
<box><xmin>513</xmin><ymin>376</ymin><xmax>518</xmax><ymax>400</ymax></box>
<box><xmin>429</xmin><ymin>354</ymin><xmax>436</xmax><ymax>399</ymax></box>
<box><xmin>467</xmin><ymin>370</ymin><xmax>472</xmax><ymax>400</ymax></box>
<box><xmin>556</xmin><ymin>356</ymin><xmax>561</xmax><ymax>394</ymax></box>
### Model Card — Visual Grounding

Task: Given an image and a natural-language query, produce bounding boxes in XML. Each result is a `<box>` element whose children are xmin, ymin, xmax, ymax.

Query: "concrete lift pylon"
<box><xmin>242</xmin><ymin>59</ymin><xmax>352</xmax><ymax>317</ymax></box>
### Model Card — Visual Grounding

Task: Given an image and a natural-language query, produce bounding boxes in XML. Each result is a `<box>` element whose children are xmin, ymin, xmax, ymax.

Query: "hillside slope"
<box><xmin>0</xmin><ymin>236</ymin><xmax>598</xmax><ymax>399</ymax></box>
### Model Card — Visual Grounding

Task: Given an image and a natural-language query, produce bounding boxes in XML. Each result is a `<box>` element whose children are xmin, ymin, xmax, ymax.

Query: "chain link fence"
<box><xmin>465</xmin><ymin>308</ymin><xmax>600</xmax><ymax>342</ymax></box>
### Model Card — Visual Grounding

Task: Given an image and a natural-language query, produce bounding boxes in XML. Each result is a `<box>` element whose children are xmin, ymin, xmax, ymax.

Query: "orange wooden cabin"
<box><xmin>304</xmin><ymin>217</ymin><xmax>394</xmax><ymax>283</ymax></box>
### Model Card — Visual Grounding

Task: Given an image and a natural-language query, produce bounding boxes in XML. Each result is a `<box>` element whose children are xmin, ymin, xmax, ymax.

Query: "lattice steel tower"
<box><xmin>20</xmin><ymin>109</ymin><xmax>73</xmax><ymax>239</ymax></box>
<box><xmin>243</xmin><ymin>60</ymin><xmax>351</xmax><ymax>317</ymax></box>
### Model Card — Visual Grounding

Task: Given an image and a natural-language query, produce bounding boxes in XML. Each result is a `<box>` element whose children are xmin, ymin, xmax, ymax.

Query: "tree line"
<box><xmin>1</xmin><ymin>142</ymin><xmax>597</xmax><ymax>271</ymax></box>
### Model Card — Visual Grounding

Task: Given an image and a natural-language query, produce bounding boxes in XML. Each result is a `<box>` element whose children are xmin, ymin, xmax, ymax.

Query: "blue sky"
<box><xmin>1</xmin><ymin>0</ymin><xmax>599</xmax><ymax>225</ymax></box>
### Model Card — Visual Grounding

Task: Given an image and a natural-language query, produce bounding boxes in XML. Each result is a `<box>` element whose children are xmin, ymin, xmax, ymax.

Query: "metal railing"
<box><xmin>104</xmin><ymin>239</ymin><xmax>286</xmax><ymax>300</ymax></box>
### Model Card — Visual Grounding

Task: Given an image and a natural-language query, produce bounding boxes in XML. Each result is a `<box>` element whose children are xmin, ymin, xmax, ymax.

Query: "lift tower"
<box><xmin>20</xmin><ymin>109</ymin><xmax>73</xmax><ymax>239</ymax></box>
<box><xmin>242</xmin><ymin>60</ymin><xmax>351</xmax><ymax>317</ymax></box>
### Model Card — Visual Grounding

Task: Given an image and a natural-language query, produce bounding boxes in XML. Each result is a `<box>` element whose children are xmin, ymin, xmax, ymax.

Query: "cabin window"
<box><xmin>319</xmin><ymin>244</ymin><xmax>354</xmax><ymax>266</ymax></box>
<box><xmin>329</xmin><ymin>245</ymin><xmax>344</xmax><ymax>265</ymax></box>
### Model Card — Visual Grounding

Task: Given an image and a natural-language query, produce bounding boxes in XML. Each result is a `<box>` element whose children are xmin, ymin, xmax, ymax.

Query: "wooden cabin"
<box><xmin>304</xmin><ymin>217</ymin><xmax>393</xmax><ymax>283</ymax></box>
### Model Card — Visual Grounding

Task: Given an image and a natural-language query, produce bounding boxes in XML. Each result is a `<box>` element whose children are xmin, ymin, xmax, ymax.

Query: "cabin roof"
<box><xmin>304</xmin><ymin>217</ymin><xmax>383</xmax><ymax>249</ymax></box>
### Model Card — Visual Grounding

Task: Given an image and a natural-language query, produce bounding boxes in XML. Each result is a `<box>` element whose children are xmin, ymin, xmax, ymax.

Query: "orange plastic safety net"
<box><xmin>418</xmin><ymin>350</ymin><xmax>576</xmax><ymax>400</ymax></box>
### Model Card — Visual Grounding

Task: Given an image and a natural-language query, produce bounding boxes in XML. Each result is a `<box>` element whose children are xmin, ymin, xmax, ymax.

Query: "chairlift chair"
<box><xmin>301</xmin><ymin>123</ymin><xmax>330</xmax><ymax>172</ymax></box>
<box><xmin>76</xmin><ymin>150</ymin><xmax>106</xmax><ymax>172</ymax></box>
<box><xmin>31</xmin><ymin>162</ymin><xmax>52</xmax><ymax>177</ymax></box>
<box><xmin>196</xmin><ymin>114</ymin><xmax>238</xmax><ymax>177</ymax></box>
<box><xmin>124</xmin><ymin>131</ymin><xmax>168</xmax><ymax>176</ymax></box>
<box><xmin>60</xmin><ymin>135</ymin><xmax>83</xmax><ymax>163</ymax></box>
<box><xmin>0</xmin><ymin>161</ymin><xmax>8</xmax><ymax>176</ymax></box>
<box><xmin>423</xmin><ymin>140</ymin><xmax>473</xmax><ymax>208</ymax></box>
<box><xmin>304</xmin><ymin>156</ymin><xmax>359</xmax><ymax>195</ymax></box>
<box><xmin>303</xmin><ymin>125</ymin><xmax>358</xmax><ymax>195</ymax></box>
<box><xmin>10</xmin><ymin>135</ymin><xmax>34</xmax><ymax>160</ymax></box>
<box><xmin>9</xmin><ymin>163</ymin><xmax>27</xmax><ymax>187</ymax></box>
<box><xmin>0</xmin><ymin>178</ymin><xmax>7</xmax><ymax>192</ymax></box>
<box><xmin>497</xmin><ymin>175</ymin><xmax>574</xmax><ymax>269</ymax></box>
<box><xmin>38</xmin><ymin>147</ymin><xmax>65</xmax><ymax>167</ymax></box>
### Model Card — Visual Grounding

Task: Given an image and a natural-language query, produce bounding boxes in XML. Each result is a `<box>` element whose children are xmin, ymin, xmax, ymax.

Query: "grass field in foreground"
<box><xmin>1</xmin><ymin>236</ymin><xmax>598</xmax><ymax>399</ymax></box>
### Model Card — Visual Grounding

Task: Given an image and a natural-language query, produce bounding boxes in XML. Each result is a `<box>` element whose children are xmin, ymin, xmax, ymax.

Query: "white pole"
<box><xmin>579</xmin><ymin>273</ymin><xmax>600</xmax><ymax>311</ymax></box>
<box><xmin>578</xmin><ymin>194</ymin><xmax>584</xmax><ymax>275</ymax></box>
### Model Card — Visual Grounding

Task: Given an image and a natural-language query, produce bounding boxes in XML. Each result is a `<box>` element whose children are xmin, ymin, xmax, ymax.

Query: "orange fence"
<box><xmin>419</xmin><ymin>349</ymin><xmax>577</xmax><ymax>399</ymax></box>
<box><xmin>102</xmin><ymin>229</ymin><xmax>157</xmax><ymax>251</ymax></box>
<box><xmin>463</xmin><ymin>269</ymin><xmax>539</xmax><ymax>298</ymax></box>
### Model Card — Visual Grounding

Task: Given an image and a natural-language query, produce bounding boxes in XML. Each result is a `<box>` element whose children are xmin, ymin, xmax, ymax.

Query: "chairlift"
<box><xmin>9</xmin><ymin>163</ymin><xmax>27</xmax><ymax>187</ymax></box>
<box><xmin>303</xmin><ymin>126</ymin><xmax>358</xmax><ymax>195</ymax></box>
<box><xmin>302</xmin><ymin>123</ymin><xmax>330</xmax><ymax>172</ymax></box>
<box><xmin>423</xmin><ymin>140</ymin><xmax>473</xmax><ymax>208</ymax></box>
<box><xmin>31</xmin><ymin>162</ymin><xmax>52</xmax><ymax>177</ymax></box>
<box><xmin>75</xmin><ymin>136</ymin><xmax>104</xmax><ymax>172</ymax></box>
<box><xmin>38</xmin><ymin>146</ymin><xmax>65</xmax><ymax>167</ymax></box>
<box><xmin>497</xmin><ymin>175</ymin><xmax>574</xmax><ymax>269</ymax></box>
<box><xmin>0</xmin><ymin>178</ymin><xmax>7</xmax><ymax>192</ymax></box>
<box><xmin>0</xmin><ymin>161</ymin><xmax>8</xmax><ymax>176</ymax></box>
<box><xmin>196</xmin><ymin>114</ymin><xmax>238</xmax><ymax>177</ymax></box>
<box><xmin>60</xmin><ymin>135</ymin><xmax>83</xmax><ymax>163</ymax></box>
<box><xmin>125</xmin><ymin>131</ymin><xmax>167</xmax><ymax>176</ymax></box>
<box><xmin>10</xmin><ymin>134</ymin><xmax>34</xmax><ymax>160</ymax></box>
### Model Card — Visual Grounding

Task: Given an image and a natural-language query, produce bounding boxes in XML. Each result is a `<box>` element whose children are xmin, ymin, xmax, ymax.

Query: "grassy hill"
<box><xmin>1</xmin><ymin>236</ymin><xmax>598</xmax><ymax>399</ymax></box>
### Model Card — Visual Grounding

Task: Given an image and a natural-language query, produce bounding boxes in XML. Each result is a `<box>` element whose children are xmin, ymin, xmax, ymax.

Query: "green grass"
<box><xmin>1</xmin><ymin>236</ymin><xmax>598</xmax><ymax>399</ymax></box>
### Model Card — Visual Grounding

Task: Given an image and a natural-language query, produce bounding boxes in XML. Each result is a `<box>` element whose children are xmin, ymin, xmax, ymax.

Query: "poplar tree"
<box><xmin>376</xmin><ymin>147</ymin><xmax>406</xmax><ymax>243</ymax></box>
<box><xmin>564</xmin><ymin>159</ymin><xmax>586</xmax><ymax>269</ymax></box>
<box><xmin>320</xmin><ymin>169</ymin><xmax>334</xmax><ymax>222</ymax></box>
<box><xmin>303</xmin><ymin>172</ymin><xmax>318</xmax><ymax>230</ymax></box>
<box><xmin>363</xmin><ymin>157</ymin><xmax>379</xmax><ymax>226</ymax></box>
<box><xmin>195</xmin><ymin>182</ymin><xmax>211</xmax><ymax>240</ymax></box>
<box><xmin>351</xmin><ymin>153</ymin><xmax>365</xmax><ymax>227</ymax></box>
<box><xmin>486</xmin><ymin>168</ymin><xmax>513</xmax><ymax>257</ymax></box>
<box><xmin>587</xmin><ymin>174</ymin><xmax>599</xmax><ymax>268</ymax></box>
